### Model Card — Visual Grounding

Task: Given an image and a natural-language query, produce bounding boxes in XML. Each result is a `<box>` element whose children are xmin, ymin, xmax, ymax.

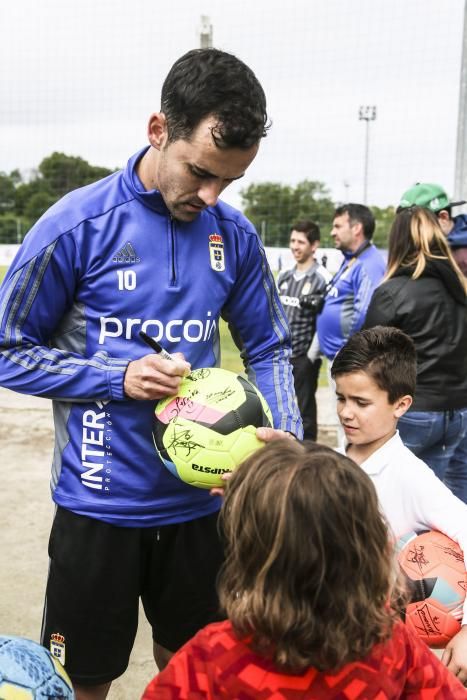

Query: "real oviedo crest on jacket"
<box><xmin>209</xmin><ymin>233</ymin><xmax>225</xmax><ymax>271</ymax></box>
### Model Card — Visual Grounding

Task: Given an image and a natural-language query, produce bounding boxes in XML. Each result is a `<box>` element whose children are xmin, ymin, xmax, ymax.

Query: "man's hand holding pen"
<box><xmin>123</xmin><ymin>331</ymin><xmax>191</xmax><ymax>400</ymax></box>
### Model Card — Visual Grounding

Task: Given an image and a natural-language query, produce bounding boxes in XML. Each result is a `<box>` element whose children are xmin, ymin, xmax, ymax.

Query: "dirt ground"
<box><xmin>0</xmin><ymin>386</ymin><xmax>337</xmax><ymax>698</ymax></box>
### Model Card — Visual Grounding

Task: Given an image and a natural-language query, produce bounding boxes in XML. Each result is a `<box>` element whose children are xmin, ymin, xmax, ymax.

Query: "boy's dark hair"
<box><xmin>334</xmin><ymin>203</ymin><xmax>375</xmax><ymax>240</ymax></box>
<box><xmin>290</xmin><ymin>220</ymin><xmax>320</xmax><ymax>245</ymax></box>
<box><xmin>218</xmin><ymin>440</ymin><xmax>406</xmax><ymax>672</ymax></box>
<box><xmin>161</xmin><ymin>48</ymin><xmax>269</xmax><ymax>149</ymax></box>
<box><xmin>331</xmin><ymin>326</ymin><xmax>417</xmax><ymax>402</ymax></box>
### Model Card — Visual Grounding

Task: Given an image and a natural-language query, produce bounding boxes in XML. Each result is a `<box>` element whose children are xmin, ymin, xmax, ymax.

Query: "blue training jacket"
<box><xmin>316</xmin><ymin>243</ymin><xmax>386</xmax><ymax>360</ymax></box>
<box><xmin>448</xmin><ymin>213</ymin><xmax>467</xmax><ymax>248</ymax></box>
<box><xmin>0</xmin><ymin>148</ymin><xmax>301</xmax><ymax>527</ymax></box>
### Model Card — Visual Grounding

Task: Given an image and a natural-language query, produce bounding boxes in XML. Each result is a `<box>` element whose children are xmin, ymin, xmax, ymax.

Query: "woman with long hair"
<box><xmin>142</xmin><ymin>440</ymin><xmax>464</xmax><ymax>698</ymax></box>
<box><xmin>365</xmin><ymin>206</ymin><xmax>467</xmax><ymax>493</ymax></box>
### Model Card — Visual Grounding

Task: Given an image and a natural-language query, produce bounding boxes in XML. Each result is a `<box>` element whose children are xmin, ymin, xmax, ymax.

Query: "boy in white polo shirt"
<box><xmin>331</xmin><ymin>325</ymin><xmax>467</xmax><ymax>686</ymax></box>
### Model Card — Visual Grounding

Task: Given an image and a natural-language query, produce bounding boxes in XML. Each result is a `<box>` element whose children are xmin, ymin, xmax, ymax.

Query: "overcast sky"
<box><xmin>1</xmin><ymin>0</ymin><xmax>465</xmax><ymax>211</ymax></box>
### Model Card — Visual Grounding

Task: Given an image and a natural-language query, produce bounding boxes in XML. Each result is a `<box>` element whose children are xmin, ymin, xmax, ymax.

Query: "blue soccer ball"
<box><xmin>0</xmin><ymin>636</ymin><xmax>74</xmax><ymax>698</ymax></box>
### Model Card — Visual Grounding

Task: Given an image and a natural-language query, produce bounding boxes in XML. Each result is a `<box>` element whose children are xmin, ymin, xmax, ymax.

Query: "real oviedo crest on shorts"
<box><xmin>209</xmin><ymin>233</ymin><xmax>225</xmax><ymax>272</ymax></box>
<box><xmin>50</xmin><ymin>632</ymin><xmax>66</xmax><ymax>665</ymax></box>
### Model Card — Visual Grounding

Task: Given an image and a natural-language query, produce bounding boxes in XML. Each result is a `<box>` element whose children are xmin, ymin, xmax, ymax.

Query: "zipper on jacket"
<box><xmin>169</xmin><ymin>217</ymin><xmax>177</xmax><ymax>286</ymax></box>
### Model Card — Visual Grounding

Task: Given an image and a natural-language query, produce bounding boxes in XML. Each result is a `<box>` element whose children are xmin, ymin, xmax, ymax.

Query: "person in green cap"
<box><xmin>398</xmin><ymin>182</ymin><xmax>467</xmax><ymax>275</ymax></box>
<box><xmin>375</xmin><ymin>185</ymin><xmax>467</xmax><ymax>506</ymax></box>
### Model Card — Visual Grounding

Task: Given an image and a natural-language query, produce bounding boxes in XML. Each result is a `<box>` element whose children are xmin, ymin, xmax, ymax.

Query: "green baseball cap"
<box><xmin>398</xmin><ymin>182</ymin><xmax>466</xmax><ymax>212</ymax></box>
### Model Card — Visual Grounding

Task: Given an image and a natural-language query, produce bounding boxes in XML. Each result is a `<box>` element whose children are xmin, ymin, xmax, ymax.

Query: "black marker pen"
<box><xmin>139</xmin><ymin>330</ymin><xmax>174</xmax><ymax>362</ymax></box>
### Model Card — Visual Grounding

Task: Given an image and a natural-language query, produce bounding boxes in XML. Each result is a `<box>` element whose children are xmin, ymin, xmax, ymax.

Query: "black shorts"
<box><xmin>40</xmin><ymin>506</ymin><xmax>225</xmax><ymax>686</ymax></box>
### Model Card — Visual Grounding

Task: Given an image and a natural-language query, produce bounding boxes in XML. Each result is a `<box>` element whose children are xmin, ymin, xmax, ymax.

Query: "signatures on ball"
<box><xmin>433</xmin><ymin>542</ymin><xmax>464</xmax><ymax>563</ymax></box>
<box><xmin>186</xmin><ymin>368</ymin><xmax>211</xmax><ymax>381</ymax></box>
<box><xmin>407</xmin><ymin>544</ymin><xmax>429</xmax><ymax>574</ymax></box>
<box><xmin>167</xmin><ymin>421</ymin><xmax>204</xmax><ymax>457</ymax></box>
<box><xmin>205</xmin><ymin>387</ymin><xmax>235</xmax><ymax>403</ymax></box>
<box><xmin>412</xmin><ymin>603</ymin><xmax>441</xmax><ymax>637</ymax></box>
<box><xmin>169</xmin><ymin>393</ymin><xmax>198</xmax><ymax>420</ymax></box>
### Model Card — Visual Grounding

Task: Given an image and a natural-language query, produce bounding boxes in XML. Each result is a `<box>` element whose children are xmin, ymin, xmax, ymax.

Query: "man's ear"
<box><xmin>437</xmin><ymin>210</ymin><xmax>454</xmax><ymax>236</ymax></box>
<box><xmin>147</xmin><ymin>112</ymin><xmax>168</xmax><ymax>151</ymax></box>
<box><xmin>352</xmin><ymin>220</ymin><xmax>365</xmax><ymax>242</ymax></box>
<box><xmin>438</xmin><ymin>209</ymin><xmax>450</xmax><ymax>223</ymax></box>
<box><xmin>394</xmin><ymin>394</ymin><xmax>413</xmax><ymax>418</ymax></box>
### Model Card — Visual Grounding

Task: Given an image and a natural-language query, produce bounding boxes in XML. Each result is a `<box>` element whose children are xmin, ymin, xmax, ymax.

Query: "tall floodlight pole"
<box><xmin>454</xmin><ymin>0</ymin><xmax>467</xmax><ymax>203</ymax></box>
<box><xmin>358</xmin><ymin>105</ymin><xmax>377</xmax><ymax>205</ymax></box>
<box><xmin>199</xmin><ymin>15</ymin><xmax>213</xmax><ymax>48</ymax></box>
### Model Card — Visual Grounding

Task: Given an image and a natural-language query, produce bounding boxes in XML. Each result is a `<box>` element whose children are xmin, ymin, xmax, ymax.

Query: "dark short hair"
<box><xmin>334</xmin><ymin>203</ymin><xmax>375</xmax><ymax>240</ymax></box>
<box><xmin>161</xmin><ymin>48</ymin><xmax>269</xmax><ymax>149</ymax></box>
<box><xmin>331</xmin><ymin>326</ymin><xmax>417</xmax><ymax>402</ymax></box>
<box><xmin>290</xmin><ymin>220</ymin><xmax>320</xmax><ymax>245</ymax></box>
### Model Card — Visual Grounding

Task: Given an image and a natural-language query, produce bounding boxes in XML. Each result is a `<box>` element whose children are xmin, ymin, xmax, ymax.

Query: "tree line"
<box><xmin>241</xmin><ymin>181</ymin><xmax>395</xmax><ymax>248</ymax></box>
<box><xmin>0</xmin><ymin>153</ymin><xmax>395</xmax><ymax>248</ymax></box>
<box><xmin>0</xmin><ymin>153</ymin><xmax>115</xmax><ymax>243</ymax></box>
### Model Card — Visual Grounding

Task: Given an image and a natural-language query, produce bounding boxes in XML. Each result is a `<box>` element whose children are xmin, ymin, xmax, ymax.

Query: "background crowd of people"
<box><xmin>281</xmin><ymin>185</ymin><xmax>467</xmax><ymax>509</ymax></box>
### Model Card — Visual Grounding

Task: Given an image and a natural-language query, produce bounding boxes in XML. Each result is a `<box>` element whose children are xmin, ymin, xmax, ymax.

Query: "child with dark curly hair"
<box><xmin>142</xmin><ymin>440</ymin><xmax>464</xmax><ymax>698</ymax></box>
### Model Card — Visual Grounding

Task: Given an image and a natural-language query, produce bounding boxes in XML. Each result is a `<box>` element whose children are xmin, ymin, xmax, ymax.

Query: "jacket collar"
<box><xmin>123</xmin><ymin>147</ymin><xmax>171</xmax><ymax>216</ymax></box>
<box><xmin>393</xmin><ymin>258</ymin><xmax>466</xmax><ymax>305</ymax></box>
<box><xmin>448</xmin><ymin>213</ymin><xmax>467</xmax><ymax>248</ymax></box>
<box><xmin>294</xmin><ymin>260</ymin><xmax>319</xmax><ymax>276</ymax></box>
<box><xmin>342</xmin><ymin>239</ymin><xmax>372</xmax><ymax>261</ymax></box>
<box><xmin>355</xmin><ymin>431</ymin><xmax>401</xmax><ymax>476</ymax></box>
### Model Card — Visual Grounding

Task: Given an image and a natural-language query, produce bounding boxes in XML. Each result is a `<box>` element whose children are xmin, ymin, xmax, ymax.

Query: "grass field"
<box><xmin>0</xmin><ymin>264</ymin><xmax>327</xmax><ymax>383</ymax></box>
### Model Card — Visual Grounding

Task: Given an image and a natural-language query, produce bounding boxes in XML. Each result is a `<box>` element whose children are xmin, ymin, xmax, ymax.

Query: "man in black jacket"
<box><xmin>277</xmin><ymin>221</ymin><xmax>331</xmax><ymax>440</ymax></box>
